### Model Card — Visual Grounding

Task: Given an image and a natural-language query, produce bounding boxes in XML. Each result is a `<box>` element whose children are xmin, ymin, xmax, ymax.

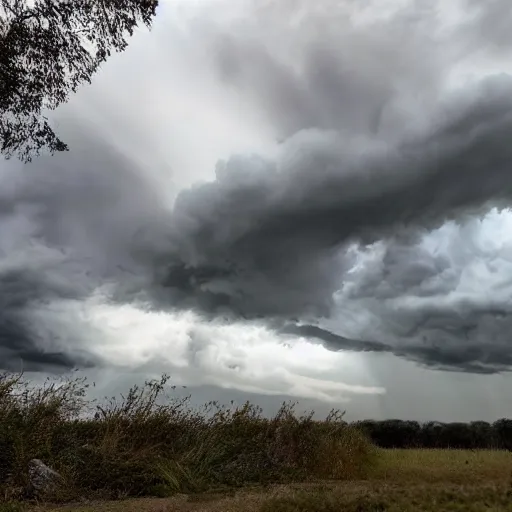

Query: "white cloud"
<box><xmin>322</xmin><ymin>209</ymin><xmax>512</xmax><ymax>362</ymax></box>
<box><xmin>25</xmin><ymin>294</ymin><xmax>384</xmax><ymax>403</ymax></box>
<box><xmin>59</xmin><ymin>3</ymin><xmax>278</xmax><ymax>193</ymax></box>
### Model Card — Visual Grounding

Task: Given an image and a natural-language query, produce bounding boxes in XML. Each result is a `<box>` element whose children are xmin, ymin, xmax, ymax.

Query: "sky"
<box><xmin>2</xmin><ymin>0</ymin><xmax>512</xmax><ymax>422</ymax></box>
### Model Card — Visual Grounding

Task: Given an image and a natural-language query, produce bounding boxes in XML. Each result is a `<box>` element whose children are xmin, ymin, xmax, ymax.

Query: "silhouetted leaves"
<box><xmin>0</xmin><ymin>0</ymin><xmax>158</xmax><ymax>162</ymax></box>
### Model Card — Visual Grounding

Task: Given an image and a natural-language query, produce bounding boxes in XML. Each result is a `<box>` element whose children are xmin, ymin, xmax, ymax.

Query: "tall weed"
<box><xmin>0</xmin><ymin>372</ymin><xmax>374</xmax><ymax>502</ymax></box>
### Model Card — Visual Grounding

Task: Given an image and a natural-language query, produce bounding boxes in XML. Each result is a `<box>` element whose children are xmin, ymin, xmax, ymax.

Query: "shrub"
<box><xmin>0</xmin><ymin>372</ymin><xmax>375</xmax><ymax>502</ymax></box>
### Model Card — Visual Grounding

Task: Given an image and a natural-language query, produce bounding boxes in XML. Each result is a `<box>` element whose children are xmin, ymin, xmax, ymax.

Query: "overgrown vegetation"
<box><xmin>3</xmin><ymin>370</ymin><xmax>512</xmax><ymax>510</ymax></box>
<box><xmin>7</xmin><ymin>448</ymin><xmax>511</xmax><ymax>511</ymax></box>
<box><xmin>0</xmin><ymin>372</ymin><xmax>374</xmax><ymax>503</ymax></box>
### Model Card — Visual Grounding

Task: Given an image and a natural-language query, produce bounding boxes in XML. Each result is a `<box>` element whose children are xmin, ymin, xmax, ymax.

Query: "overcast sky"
<box><xmin>3</xmin><ymin>0</ymin><xmax>512</xmax><ymax>422</ymax></box>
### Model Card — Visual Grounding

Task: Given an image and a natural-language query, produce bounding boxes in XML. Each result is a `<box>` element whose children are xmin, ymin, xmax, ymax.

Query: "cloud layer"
<box><xmin>2</xmin><ymin>0</ymin><xmax>512</xmax><ymax>397</ymax></box>
<box><xmin>162</xmin><ymin>78</ymin><xmax>512</xmax><ymax>320</ymax></box>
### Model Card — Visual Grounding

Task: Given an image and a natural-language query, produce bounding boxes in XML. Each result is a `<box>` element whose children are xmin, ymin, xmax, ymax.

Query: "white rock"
<box><xmin>28</xmin><ymin>459</ymin><xmax>62</xmax><ymax>496</ymax></box>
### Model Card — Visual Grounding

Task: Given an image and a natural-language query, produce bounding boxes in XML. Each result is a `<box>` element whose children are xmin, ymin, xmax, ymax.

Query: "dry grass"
<box><xmin>28</xmin><ymin>483</ymin><xmax>512</xmax><ymax>512</ymax></box>
<box><xmin>370</xmin><ymin>448</ymin><xmax>512</xmax><ymax>484</ymax></box>
<box><xmin>27</xmin><ymin>449</ymin><xmax>512</xmax><ymax>512</ymax></box>
<box><xmin>260</xmin><ymin>483</ymin><xmax>512</xmax><ymax>512</ymax></box>
<box><xmin>0</xmin><ymin>372</ymin><xmax>373</xmax><ymax>503</ymax></box>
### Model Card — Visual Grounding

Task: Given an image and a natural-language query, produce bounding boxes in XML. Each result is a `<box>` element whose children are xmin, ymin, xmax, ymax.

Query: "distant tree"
<box><xmin>493</xmin><ymin>419</ymin><xmax>512</xmax><ymax>451</ymax></box>
<box><xmin>469</xmin><ymin>421</ymin><xmax>495</xmax><ymax>449</ymax></box>
<box><xmin>354</xmin><ymin>419</ymin><xmax>508</xmax><ymax>450</ymax></box>
<box><xmin>0</xmin><ymin>0</ymin><xmax>158</xmax><ymax>162</ymax></box>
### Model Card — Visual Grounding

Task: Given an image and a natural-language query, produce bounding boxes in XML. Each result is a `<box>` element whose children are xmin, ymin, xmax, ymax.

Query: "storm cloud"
<box><xmin>162</xmin><ymin>76</ymin><xmax>512</xmax><ymax>318</ymax></box>
<box><xmin>151</xmin><ymin>0</ymin><xmax>512</xmax><ymax>373</ymax></box>
<box><xmin>2</xmin><ymin>0</ymin><xmax>512</xmax><ymax>383</ymax></box>
<box><xmin>0</xmin><ymin>123</ymin><xmax>176</xmax><ymax>370</ymax></box>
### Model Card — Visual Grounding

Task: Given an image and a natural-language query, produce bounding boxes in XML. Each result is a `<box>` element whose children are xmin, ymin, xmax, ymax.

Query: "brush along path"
<box><xmin>33</xmin><ymin>449</ymin><xmax>512</xmax><ymax>512</ymax></box>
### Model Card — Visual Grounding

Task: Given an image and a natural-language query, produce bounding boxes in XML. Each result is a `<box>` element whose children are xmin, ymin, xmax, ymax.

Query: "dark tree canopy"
<box><xmin>0</xmin><ymin>0</ymin><xmax>158</xmax><ymax>162</ymax></box>
<box><xmin>354</xmin><ymin>419</ymin><xmax>512</xmax><ymax>450</ymax></box>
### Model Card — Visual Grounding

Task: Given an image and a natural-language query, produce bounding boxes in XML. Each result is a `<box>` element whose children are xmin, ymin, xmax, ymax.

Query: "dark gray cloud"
<box><xmin>284</xmin><ymin>323</ymin><xmax>512</xmax><ymax>375</ymax></box>
<box><xmin>204</xmin><ymin>0</ymin><xmax>512</xmax><ymax>142</ymax></box>
<box><xmin>6</xmin><ymin>79</ymin><xmax>510</xmax><ymax>374</ymax></box>
<box><xmin>318</xmin><ymin>216</ymin><xmax>512</xmax><ymax>374</ymax></box>
<box><xmin>3</xmin><ymin>0</ymin><xmax>512</xmax><ymax>379</ymax></box>
<box><xmin>150</xmin><ymin>72</ymin><xmax>512</xmax><ymax>374</ymax></box>
<box><xmin>0</xmin><ymin>123</ymin><xmax>175</xmax><ymax>370</ymax></box>
<box><xmin>160</xmin><ymin>75</ymin><xmax>512</xmax><ymax>318</ymax></box>
<box><xmin>0</xmin><ymin>260</ymin><xmax>95</xmax><ymax>372</ymax></box>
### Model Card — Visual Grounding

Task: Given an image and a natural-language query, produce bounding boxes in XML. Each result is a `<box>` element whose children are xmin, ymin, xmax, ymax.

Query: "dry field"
<box><xmin>30</xmin><ymin>449</ymin><xmax>512</xmax><ymax>512</ymax></box>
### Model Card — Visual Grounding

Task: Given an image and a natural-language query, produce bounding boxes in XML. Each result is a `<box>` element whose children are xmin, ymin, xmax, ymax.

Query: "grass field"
<box><xmin>2</xmin><ymin>373</ymin><xmax>512</xmax><ymax>511</ymax></box>
<box><xmin>27</xmin><ymin>448</ymin><xmax>512</xmax><ymax>512</ymax></box>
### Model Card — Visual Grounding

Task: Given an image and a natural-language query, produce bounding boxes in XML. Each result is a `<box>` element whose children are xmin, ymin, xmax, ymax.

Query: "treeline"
<box><xmin>353</xmin><ymin>419</ymin><xmax>512</xmax><ymax>450</ymax></box>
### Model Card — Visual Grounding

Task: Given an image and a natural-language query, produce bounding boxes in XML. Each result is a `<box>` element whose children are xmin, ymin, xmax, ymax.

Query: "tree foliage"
<box><xmin>0</xmin><ymin>0</ymin><xmax>158</xmax><ymax>162</ymax></box>
<box><xmin>355</xmin><ymin>418</ymin><xmax>512</xmax><ymax>450</ymax></box>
